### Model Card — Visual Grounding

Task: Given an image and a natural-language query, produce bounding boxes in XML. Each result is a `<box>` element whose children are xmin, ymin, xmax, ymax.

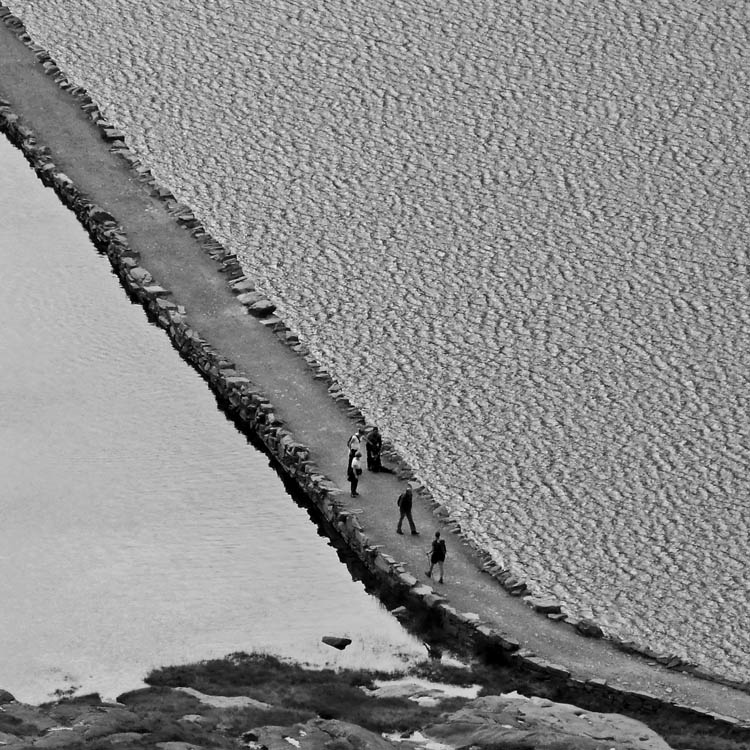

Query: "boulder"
<box><xmin>33</xmin><ymin>727</ymin><xmax>85</xmax><ymax>748</ymax></box>
<box><xmin>176</xmin><ymin>686</ymin><xmax>271</xmax><ymax>710</ymax></box>
<box><xmin>525</xmin><ymin>596</ymin><xmax>562</xmax><ymax>614</ymax></box>
<box><xmin>236</xmin><ymin>291</ymin><xmax>265</xmax><ymax>306</ymax></box>
<box><xmin>250</xmin><ymin>718</ymin><xmax>393</xmax><ymax>750</ymax></box>
<box><xmin>247</xmin><ymin>299</ymin><xmax>276</xmax><ymax>317</ymax></box>
<box><xmin>576</xmin><ymin>618</ymin><xmax>604</xmax><ymax>638</ymax></box>
<box><xmin>321</xmin><ymin>636</ymin><xmax>352</xmax><ymax>650</ymax></box>
<box><xmin>0</xmin><ymin>688</ymin><xmax>16</xmax><ymax>704</ymax></box>
<box><xmin>423</xmin><ymin>693</ymin><xmax>671</xmax><ymax>750</ymax></box>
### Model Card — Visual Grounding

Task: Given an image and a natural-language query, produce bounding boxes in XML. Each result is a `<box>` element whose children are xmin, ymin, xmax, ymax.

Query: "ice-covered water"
<box><xmin>6</xmin><ymin>0</ymin><xmax>750</xmax><ymax>680</ymax></box>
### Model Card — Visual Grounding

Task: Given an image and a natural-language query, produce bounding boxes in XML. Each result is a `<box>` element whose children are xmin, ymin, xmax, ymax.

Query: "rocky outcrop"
<box><xmin>247</xmin><ymin>695</ymin><xmax>672</xmax><ymax>750</ymax></box>
<box><xmin>248</xmin><ymin>719</ymin><xmax>395</xmax><ymax>750</ymax></box>
<box><xmin>0</xmin><ymin>683</ymin><xmax>675</xmax><ymax>750</ymax></box>
<box><xmin>424</xmin><ymin>693</ymin><xmax>671</xmax><ymax>750</ymax></box>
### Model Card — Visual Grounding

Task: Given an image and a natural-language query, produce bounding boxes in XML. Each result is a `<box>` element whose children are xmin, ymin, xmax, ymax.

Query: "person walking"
<box><xmin>365</xmin><ymin>426</ymin><xmax>383</xmax><ymax>472</ymax></box>
<box><xmin>426</xmin><ymin>531</ymin><xmax>447</xmax><ymax>583</ymax></box>
<box><xmin>348</xmin><ymin>451</ymin><xmax>363</xmax><ymax>497</ymax></box>
<box><xmin>347</xmin><ymin>427</ymin><xmax>366</xmax><ymax>470</ymax></box>
<box><xmin>396</xmin><ymin>486</ymin><xmax>418</xmax><ymax>535</ymax></box>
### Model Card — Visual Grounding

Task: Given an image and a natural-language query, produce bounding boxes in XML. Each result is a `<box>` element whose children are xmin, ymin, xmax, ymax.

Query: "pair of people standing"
<box><xmin>346</xmin><ymin>425</ymin><xmax>385</xmax><ymax>496</ymax></box>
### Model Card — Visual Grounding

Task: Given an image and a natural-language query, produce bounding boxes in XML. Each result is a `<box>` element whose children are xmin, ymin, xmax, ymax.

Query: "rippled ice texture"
<box><xmin>9</xmin><ymin>0</ymin><xmax>750</xmax><ymax>679</ymax></box>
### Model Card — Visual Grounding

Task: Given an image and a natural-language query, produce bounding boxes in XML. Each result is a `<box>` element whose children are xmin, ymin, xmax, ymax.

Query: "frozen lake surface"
<box><xmin>5</xmin><ymin>0</ymin><xmax>750</xmax><ymax>680</ymax></box>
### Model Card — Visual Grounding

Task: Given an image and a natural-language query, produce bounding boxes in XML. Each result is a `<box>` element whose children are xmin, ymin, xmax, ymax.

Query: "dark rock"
<box><xmin>247</xmin><ymin>299</ymin><xmax>277</xmax><ymax>317</ymax></box>
<box><xmin>525</xmin><ymin>596</ymin><xmax>562</xmax><ymax>615</ymax></box>
<box><xmin>576</xmin><ymin>618</ymin><xmax>604</xmax><ymax>638</ymax></box>
<box><xmin>321</xmin><ymin>636</ymin><xmax>352</xmax><ymax>650</ymax></box>
<box><xmin>0</xmin><ymin>688</ymin><xmax>15</xmax><ymax>704</ymax></box>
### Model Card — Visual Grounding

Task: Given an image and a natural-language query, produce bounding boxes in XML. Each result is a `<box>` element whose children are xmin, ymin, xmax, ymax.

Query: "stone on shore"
<box><xmin>247</xmin><ymin>299</ymin><xmax>277</xmax><ymax>317</ymax></box>
<box><xmin>576</xmin><ymin>618</ymin><xmax>605</xmax><ymax>638</ymax></box>
<box><xmin>524</xmin><ymin>596</ymin><xmax>562</xmax><ymax>615</ymax></box>
<box><xmin>321</xmin><ymin>636</ymin><xmax>352</xmax><ymax>650</ymax></box>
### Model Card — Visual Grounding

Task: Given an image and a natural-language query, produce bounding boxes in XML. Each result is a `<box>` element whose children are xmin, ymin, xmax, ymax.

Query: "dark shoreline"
<box><xmin>2</xmin><ymin>2</ymin><xmax>750</xmax><ymax>735</ymax></box>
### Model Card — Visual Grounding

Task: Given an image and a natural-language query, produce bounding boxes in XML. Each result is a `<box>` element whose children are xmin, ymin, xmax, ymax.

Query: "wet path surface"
<box><xmin>0</xmin><ymin>134</ymin><xmax>424</xmax><ymax>704</ymax></box>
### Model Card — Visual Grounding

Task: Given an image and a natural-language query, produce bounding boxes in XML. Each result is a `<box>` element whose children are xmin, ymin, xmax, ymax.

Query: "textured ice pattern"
<box><xmin>8</xmin><ymin>0</ymin><xmax>750</xmax><ymax>679</ymax></box>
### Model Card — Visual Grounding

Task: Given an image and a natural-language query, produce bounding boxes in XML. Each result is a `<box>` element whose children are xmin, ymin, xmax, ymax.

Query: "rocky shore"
<box><xmin>0</xmin><ymin>654</ymin><xmax>685</xmax><ymax>749</ymax></box>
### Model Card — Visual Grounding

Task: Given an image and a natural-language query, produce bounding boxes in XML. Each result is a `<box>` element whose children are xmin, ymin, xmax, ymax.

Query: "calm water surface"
<box><xmin>0</xmin><ymin>136</ymin><xmax>424</xmax><ymax>704</ymax></box>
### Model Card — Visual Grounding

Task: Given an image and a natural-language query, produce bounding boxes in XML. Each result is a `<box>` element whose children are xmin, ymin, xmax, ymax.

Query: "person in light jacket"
<box><xmin>347</xmin><ymin>427</ymin><xmax>366</xmax><ymax>470</ymax></box>
<box><xmin>348</xmin><ymin>451</ymin><xmax>362</xmax><ymax>497</ymax></box>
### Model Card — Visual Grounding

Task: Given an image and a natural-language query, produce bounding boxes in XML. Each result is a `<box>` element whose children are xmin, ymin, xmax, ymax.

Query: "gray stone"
<box><xmin>247</xmin><ymin>299</ymin><xmax>277</xmax><ymax>317</ymax></box>
<box><xmin>128</xmin><ymin>266</ymin><xmax>152</xmax><ymax>284</ymax></box>
<box><xmin>576</xmin><ymin>618</ymin><xmax>604</xmax><ymax>638</ymax></box>
<box><xmin>0</xmin><ymin>688</ymin><xmax>16</xmax><ymax>703</ymax></box>
<box><xmin>231</xmin><ymin>279</ymin><xmax>256</xmax><ymax>294</ymax></box>
<box><xmin>236</xmin><ymin>291</ymin><xmax>265</xmax><ymax>306</ymax></box>
<box><xmin>398</xmin><ymin>572</ymin><xmax>418</xmax><ymax>587</ymax></box>
<box><xmin>143</xmin><ymin>284</ymin><xmax>169</xmax><ymax>297</ymax></box>
<box><xmin>176</xmin><ymin>687</ymin><xmax>271</xmax><ymax>710</ymax></box>
<box><xmin>525</xmin><ymin>596</ymin><xmax>562</xmax><ymax>614</ymax></box>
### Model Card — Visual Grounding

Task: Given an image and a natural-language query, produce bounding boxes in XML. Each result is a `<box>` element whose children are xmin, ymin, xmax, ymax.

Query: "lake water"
<box><xmin>0</xmin><ymin>134</ymin><xmax>424</xmax><ymax>704</ymax></box>
<box><xmin>5</xmin><ymin>0</ymin><xmax>750</xmax><ymax>681</ymax></box>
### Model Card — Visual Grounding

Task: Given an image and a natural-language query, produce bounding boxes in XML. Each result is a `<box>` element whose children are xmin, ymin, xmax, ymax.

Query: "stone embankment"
<box><xmin>2</xmin><ymin>4</ymin><xmax>750</xmax><ymax>737</ymax></box>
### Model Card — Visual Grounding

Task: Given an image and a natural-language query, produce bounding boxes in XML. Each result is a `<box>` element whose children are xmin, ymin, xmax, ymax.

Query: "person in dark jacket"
<box><xmin>426</xmin><ymin>531</ymin><xmax>446</xmax><ymax>583</ymax></box>
<box><xmin>365</xmin><ymin>426</ymin><xmax>383</xmax><ymax>472</ymax></box>
<box><xmin>396</xmin><ymin>486</ymin><xmax>418</xmax><ymax>535</ymax></box>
